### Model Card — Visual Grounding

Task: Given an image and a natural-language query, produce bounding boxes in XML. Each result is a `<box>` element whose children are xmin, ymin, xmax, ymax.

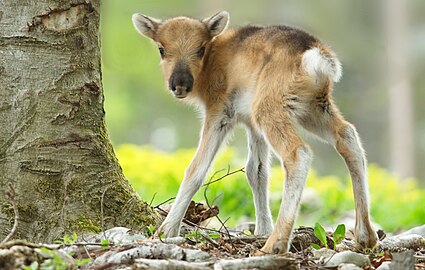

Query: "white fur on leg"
<box><xmin>338</xmin><ymin>124</ymin><xmax>376</xmax><ymax>246</ymax></box>
<box><xmin>274</xmin><ymin>146</ymin><xmax>312</xmax><ymax>252</ymax></box>
<box><xmin>158</xmin><ymin>117</ymin><xmax>233</xmax><ymax>237</ymax></box>
<box><xmin>245</xmin><ymin>128</ymin><xmax>273</xmax><ymax>235</ymax></box>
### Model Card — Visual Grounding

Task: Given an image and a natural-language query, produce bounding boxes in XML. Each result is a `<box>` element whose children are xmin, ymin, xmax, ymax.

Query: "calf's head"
<box><xmin>132</xmin><ymin>11</ymin><xmax>229</xmax><ymax>98</ymax></box>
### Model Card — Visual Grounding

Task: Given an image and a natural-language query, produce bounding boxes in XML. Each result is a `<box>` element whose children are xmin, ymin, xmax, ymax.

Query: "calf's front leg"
<box><xmin>156</xmin><ymin>115</ymin><xmax>232</xmax><ymax>237</ymax></box>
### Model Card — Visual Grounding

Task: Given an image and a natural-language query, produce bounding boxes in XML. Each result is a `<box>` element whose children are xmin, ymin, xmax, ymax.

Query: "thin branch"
<box><xmin>210</xmin><ymin>192</ymin><xmax>223</xmax><ymax>207</ymax></box>
<box><xmin>0</xmin><ymin>239</ymin><xmax>115</xmax><ymax>250</ymax></box>
<box><xmin>154</xmin><ymin>197</ymin><xmax>176</xmax><ymax>209</ymax></box>
<box><xmin>218</xmin><ymin>217</ymin><xmax>231</xmax><ymax>232</ymax></box>
<box><xmin>153</xmin><ymin>167</ymin><xmax>245</xmax><ymax>249</ymax></box>
<box><xmin>1</xmin><ymin>183</ymin><xmax>19</xmax><ymax>245</ymax></box>
<box><xmin>82</xmin><ymin>244</ymin><xmax>93</xmax><ymax>260</ymax></box>
<box><xmin>60</xmin><ymin>182</ymin><xmax>68</xmax><ymax>228</ymax></box>
<box><xmin>149</xmin><ymin>192</ymin><xmax>157</xmax><ymax>207</ymax></box>
<box><xmin>201</xmin><ymin>233</ymin><xmax>220</xmax><ymax>248</ymax></box>
<box><xmin>203</xmin><ymin>168</ymin><xmax>244</xmax><ymax>249</ymax></box>
<box><xmin>202</xmin><ymin>167</ymin><xmax>245</xmax><ymax>187</ymax></box>
<box><xmin>100</xmin><ymin>187</ymin><xmax>109</xmax><ymax>235</ymax></box>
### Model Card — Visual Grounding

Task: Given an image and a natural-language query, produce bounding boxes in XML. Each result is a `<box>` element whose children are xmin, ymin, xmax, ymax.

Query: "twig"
<box><xmin>216</xmin><ymin>216</ymin><xmax>235</xmax><ymax>250</ymax></box>
<box><xmin>60</xmin><ymin>181</ymin><xmax>68</xmax><ymax>228</ymax></box>
<box><xmin>210</xmin><ymin>193</ymin><xmax>223</xmax><ymax>207</ymax></box>
<box><xmin>82</xmin><ymin>244</ymin><xmax>93</xmax><ymax>260</ymax></box>
<box><xmin>153</xmin><ymin>167</ymin><xmax>245</xmax><ymax>250</ymax></box>
<box><xmin>1</xmin><ymin>183</ymin><xmax>19</xmax><ymax>245</ymax></box>
<box><xmin>202</xmin><ymin>167</ymin><xmax>245</xmax><ymax>187</ymax></box>
<box><xmin>149</xmin><ymin>192</ymin><xmax>157</xmax><ymax>207</ymax></box>
<box><xmin>218</xmin><ymin>217</ymin><xmax>231</xmax><ymax>232</ymax></box>
<box><xmin>202</xmin><ymin>233</ymin><xmax>220</xmax><ymax>248</ymax></box>
<box><xmin>100</xmin><ymin>187</ymin><xmax>109</xmax><ymax>237</ymax></box>
<box><xmin>203</xmin><ymin>167</ymin><xmax>246</xmax><ymax>250</ymax></box>
<box><xmin>0</xmin><ymin>239</ymin><xmax>115</xmax><ymax>250</ymax></box>
<box><xmin>154</xmin><ymin>197</ymin><xmax>176</xmax><ymax>209</ymax></box>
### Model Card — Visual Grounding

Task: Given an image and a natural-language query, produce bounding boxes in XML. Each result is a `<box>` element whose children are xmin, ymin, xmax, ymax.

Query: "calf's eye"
<box><xmin>158</xmin><ymin>47</ymin><xmax>165</xmax><ymax>57</ymax></box>
<box><xmin>197</xmin><ymin>46</ymin><xmax>205</xmax><ymax>58</ymax></box>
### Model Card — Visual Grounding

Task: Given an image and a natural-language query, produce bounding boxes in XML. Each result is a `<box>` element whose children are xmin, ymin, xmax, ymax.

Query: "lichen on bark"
<box><xmin>0</xmin><ymin>0</ymin><xmax>159</xmax><ymax>242</ymax></box>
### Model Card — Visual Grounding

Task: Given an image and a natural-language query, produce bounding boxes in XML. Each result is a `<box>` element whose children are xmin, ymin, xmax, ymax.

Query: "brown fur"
<box><xmin>132</xmin><ymin>11</ymin><xmax>378</xmax><ymax>254</ymax></box>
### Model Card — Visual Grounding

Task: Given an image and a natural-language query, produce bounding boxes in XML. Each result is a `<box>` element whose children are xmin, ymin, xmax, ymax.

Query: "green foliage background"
<box><xmin>116</xmin><ymin>145</ymin><xmax>425</xmax><ymax>232</ymax></box>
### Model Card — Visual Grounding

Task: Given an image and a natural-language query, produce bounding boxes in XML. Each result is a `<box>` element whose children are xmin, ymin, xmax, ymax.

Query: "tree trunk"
<box><xmin>0</xmin><ymin>0</ymin><xmax>158</xmax><ymax>242</ymax></box>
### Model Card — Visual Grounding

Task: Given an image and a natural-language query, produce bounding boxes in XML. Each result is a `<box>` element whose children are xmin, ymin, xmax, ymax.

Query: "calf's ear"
<box><xmin>132</xmin><ymin>13</ymin><xmax>161</xmax><ymax>40</ymax></box>
<box><xmin>203</xmin><ymin>11</ymin><xmax>230</xmax><ymax>38</ymax></box>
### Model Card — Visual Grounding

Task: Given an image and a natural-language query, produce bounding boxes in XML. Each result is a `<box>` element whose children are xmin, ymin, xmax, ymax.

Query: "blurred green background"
<box><xmin>100</xmin><ymin>1</ymin><xmax>425</xmax><ymax>231</ymax></box>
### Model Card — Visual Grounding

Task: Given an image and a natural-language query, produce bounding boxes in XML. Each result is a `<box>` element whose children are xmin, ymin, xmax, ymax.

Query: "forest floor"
<box><xmin>0</xmin><ymin>201</ymin><xmax>424</xmax><ymax>270</ymax></box>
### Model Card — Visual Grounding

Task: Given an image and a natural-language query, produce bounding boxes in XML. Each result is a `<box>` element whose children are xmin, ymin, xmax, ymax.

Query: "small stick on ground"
<box><xmin>149</xmin><ymin>192</ymin><xmax>157</xmax><ymax>207</ymax></box>
<box><xmin>1</xmin><ymin>183</ymin><xmax>19</xmax><ymax>245</ymax></box>
<box><xmin>202</xmin><ymin>167</ymin><xmax>245</xmax><ymax>187</ymax></box>
<box><xmin>154</xmin><ymin>197</ymin><xmax>176</xmax><ymax>209</ymax></box>
<box><xmin>203</xmin><ymin>167</ymin><xmax>245</xmax><ymax>249</ymax></box>
<box><xmin>100</xmin><ymin>187</ymin><xmax>109</xmax><ymax>233</ymax></box>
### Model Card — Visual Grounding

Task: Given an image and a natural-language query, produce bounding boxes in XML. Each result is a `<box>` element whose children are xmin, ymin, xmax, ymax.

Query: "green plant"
<box><xmin>75</xmin><ymin>258</ymin><xmax>92</xmax><ymax>266</ymax></box>
<box><xmin>38</xmin><ymin>247</ymin><xmax>69</xmax><ymax>270</ymax></box>
<box><xmin>185</xmin><ymin>230</ymin><xmax>204</xmax><ymax>243</ymax></box>
<box><xmin>101</xmin><ymin>239</ymin><xmax>110</xmax><ymax>250</ymax></box>
<box><xmin>312</xmin><ymin>223</ymin><xmax>346</xmax><ymax>250</ymax></box>
<box><xmin>145</xmin><ymin>224</ymin><xmax>156</xmax><ymax>237</ymax></box>
<box><xmin>185</xmin><ymin>230</ymin><xmax>221</xmax><ymax>243</ymax></box>
<box><xmin>23</xmin><ymin>262</ymin><xmax>38</xmax><ymax>270</ymax></box>
<box><xmin>243</xmin><ymin>229</ymin><xmax>252</xmax><ymax>236</ymax></box>
<box><xmin>208</xmin><ymin>233</ymin><xmax>221</xmax><ymax>239</ymax></box>
<box><xmin>55</xmin><ymin>232</ymin><xmax>78</xmax><ymax>245</ymax></box>
<box><xmin>333</xmin><ymin>224</ymin><xmax>346</xmax><ymax>246</ymax></box>
<box><xmin>116</xmin><ymin>144</ymin><xmax>425</xmax><ymax>232</ymax></box>
<box><xmin>49</xmin><ymin>233</ymin><xmax>93</xmax><ymax>268</ymax></box>
<box><xmin>312</xmin><ymin>222</ymin><xmax>328</xmax><ymax>249</ymax></box>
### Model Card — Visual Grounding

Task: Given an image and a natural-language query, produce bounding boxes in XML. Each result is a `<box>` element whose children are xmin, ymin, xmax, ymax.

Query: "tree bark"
<box><xmin>0</xmin><ymin>0</ymin><xmax>158</xmax><ymax>242</ymax></box>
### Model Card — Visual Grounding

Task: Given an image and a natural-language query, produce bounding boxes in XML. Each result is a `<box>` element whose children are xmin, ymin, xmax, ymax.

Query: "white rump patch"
<box><xmin>302</xmin><ymin>47</ymin><xmax>342</xmax><ymax>83</ymax></box>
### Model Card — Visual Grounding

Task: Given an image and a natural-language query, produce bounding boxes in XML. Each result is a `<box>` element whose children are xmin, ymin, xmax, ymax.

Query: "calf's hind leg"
<box><xmin>254</xmin><ymin>108</ymin><xmax>313</xmax><ymax>254</ymax></box>
<box><xmin>334</xmin><ymin>121</ymin><xmax>378</xmax><ymax>248</ymax></box>
<box><xmin>245</xmin><ymin>127</ymin><xmax>273</xmax><ymax>235</ymax></box>
<box><xmin>300</xmin><ymin>103</ymin><xmax>378</xmax><ymax>249</ymax></box>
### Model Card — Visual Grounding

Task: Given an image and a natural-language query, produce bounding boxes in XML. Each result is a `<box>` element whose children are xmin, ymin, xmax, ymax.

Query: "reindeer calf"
<box><xmin>132</xmin><ymin>11</ymin><xmax>378</xmax><ymax>254</ymax></box>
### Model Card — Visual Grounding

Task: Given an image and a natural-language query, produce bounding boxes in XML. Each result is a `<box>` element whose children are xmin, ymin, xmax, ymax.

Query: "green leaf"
<box><xmin>53</xmin><ymin>255</ymin><xmax>63</xmax><ymax>264</ymax></box>
<box><xmin>40</xmin><ymin>247</ymin><xmax>53</xmax><ymax>255</ymax></box>
<box><xmin>101</xmin><ymin>239</ymin><xmax>110</xmax><ymax>249</ymax></box>
<box><xmin>76</xmin><ymin>258</ymin><xmax>92</xmax><ymax>266</ymax></box>
<box><xmin>314</xmin><ymin>222</ymin><xmax>328</xmax><ymax>248</ymax></box>
<box><xmin>148</xmin><ymin>224</ymin><xmax>156</xmax><ymax>233</ymax></box>
<box><xmin>72</xmin><ymin>232</ymin><xmax>78</xmax><ymax>242</ymax></box>
<box><xmin>63</xmin><ymin>234</ymin><xmax>71</xmax><ymax>244</ymax></box>
<box><xmin>208</xmin><ymin>233</ymin><xmax>220</xmax><ymax>239</ymax></box>
<box><xmin>243</xmin><ymin>229</ymin><xmax>252</xmax><ymax>236</ymax></box>
<box><xmin>311</xmin><ymin>243</ymin><xmax>321</xmax><ymax>250</ymax></box>
<box><xmin>23</xmin><ymin>261</ymin><xmax>39</xmax><ymax>270</ymax></box>
<box><xmin>333</xmin><ymin>224</ymin><xmax>346</xmax><ymax>246</ymax></box>
<box><xmin>184</xmin><ymin>231</ymin><xmax>200</xmax><ymax>239</ymax></box>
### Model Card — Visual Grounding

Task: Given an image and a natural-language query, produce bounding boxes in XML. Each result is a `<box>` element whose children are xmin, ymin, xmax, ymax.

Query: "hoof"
<box><xmin>259</xmin><ymin>238</ymin><xmax>288</xmax><ymax>255</ymax></box>
<box><xmin>155</xmin><ymin>222</ymin><xmax>179</xmax><ymax>238</ymax></box>
<box><xmin>355</xmin><ymin>225</ymin><xmax>378</xmax><ymax>250</ymax></box>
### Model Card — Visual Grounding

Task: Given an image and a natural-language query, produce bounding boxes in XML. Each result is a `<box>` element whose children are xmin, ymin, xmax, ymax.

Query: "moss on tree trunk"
<box><xmin>0</xmin><ymin>0</ymin><xmax>158</xmax><ymax>242</ymax></box>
